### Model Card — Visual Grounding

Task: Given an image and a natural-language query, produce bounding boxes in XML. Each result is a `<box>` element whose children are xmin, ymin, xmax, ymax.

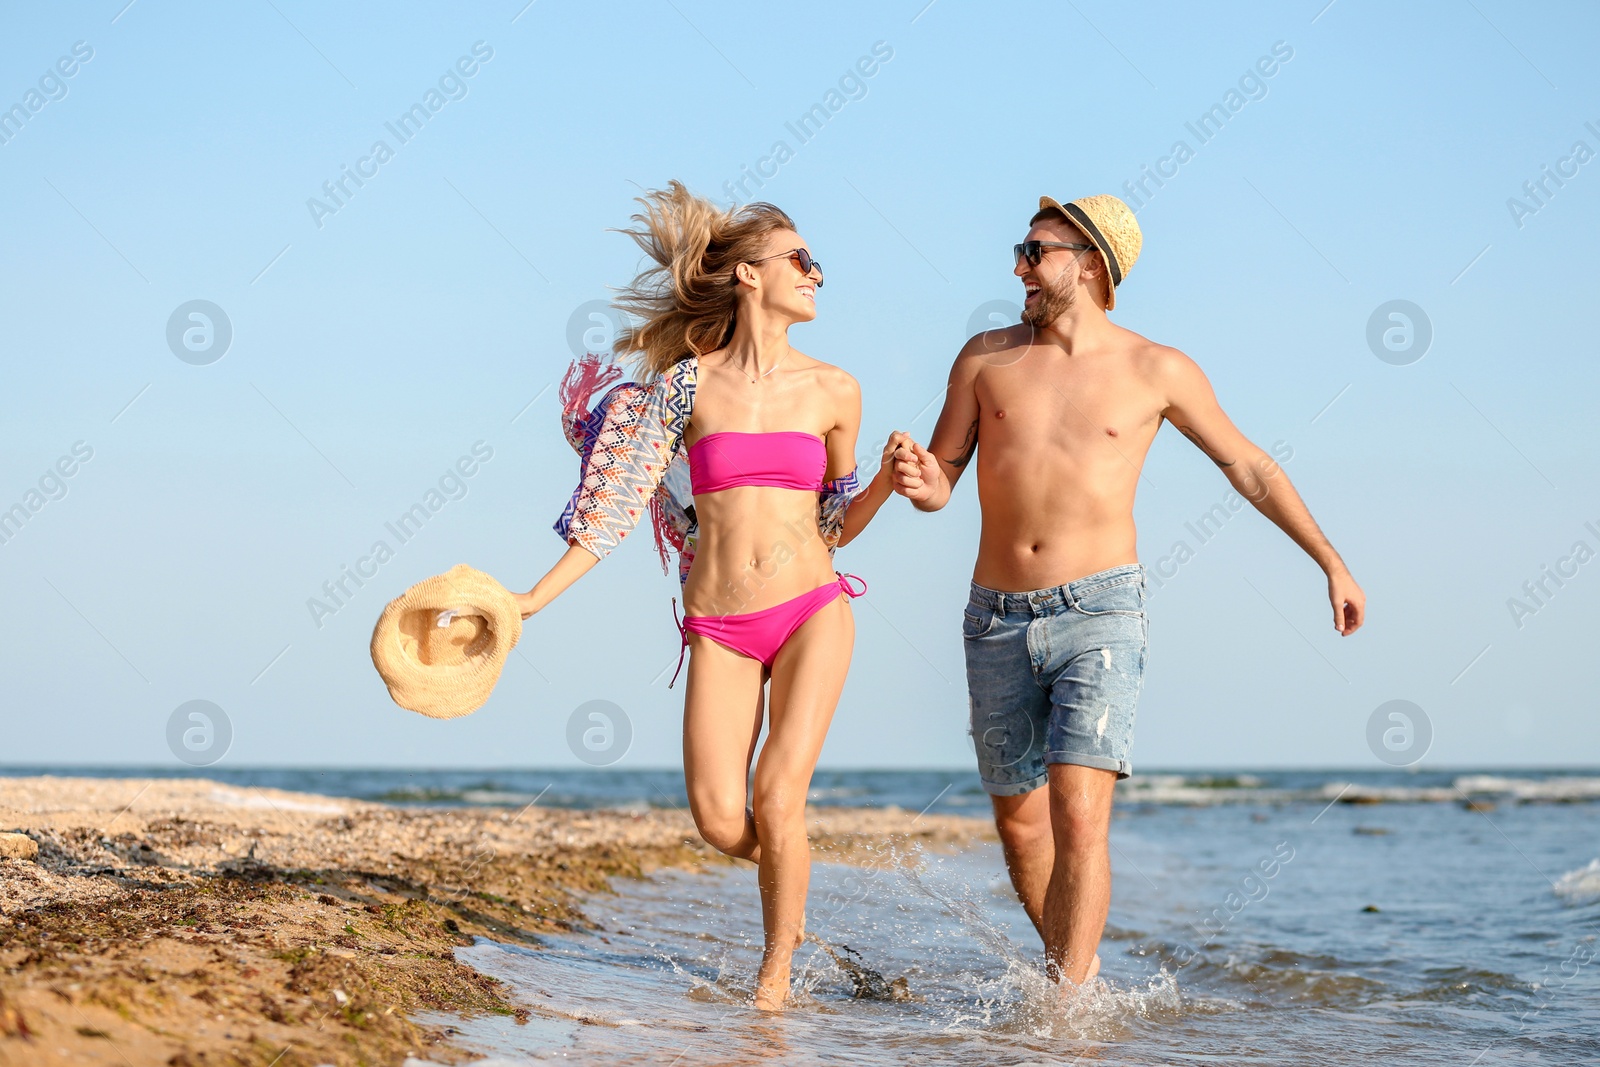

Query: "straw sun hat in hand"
<box><xmin>369</xmin><ymin>564</ymin><xmax>522</xmax><ymax>719</ymax></box>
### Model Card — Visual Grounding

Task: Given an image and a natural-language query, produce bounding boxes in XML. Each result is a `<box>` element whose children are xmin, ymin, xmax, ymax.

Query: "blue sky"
<box><xmin>2</xmin><ymin>0</ymin><xmax>1596</xmax><ymax>771</ymax></box>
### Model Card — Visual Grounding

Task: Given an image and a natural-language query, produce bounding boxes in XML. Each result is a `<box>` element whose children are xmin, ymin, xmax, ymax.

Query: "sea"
<box><xmin>7</xmin><ymin>766</ymin><xmax>1598</xmax><ymax>1065</ymax></box>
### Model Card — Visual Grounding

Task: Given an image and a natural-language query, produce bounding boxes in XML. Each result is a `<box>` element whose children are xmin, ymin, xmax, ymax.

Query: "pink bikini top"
<box><xmin>687</xmin><ymin>430</ymin><xmax>827</xmax><ymax>495</ymax></box>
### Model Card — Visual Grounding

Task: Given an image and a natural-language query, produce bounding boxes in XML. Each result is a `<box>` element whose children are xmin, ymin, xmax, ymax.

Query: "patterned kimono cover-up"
<box><xmin>553</xmin><ymin>353</ymin><xmax>861</xmax><ymax>587</ymax></box>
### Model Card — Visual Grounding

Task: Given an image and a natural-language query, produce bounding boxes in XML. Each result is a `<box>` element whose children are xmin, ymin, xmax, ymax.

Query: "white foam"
<box><xmin>892</xmin><ymin>858</ymin><xmax>1210</xmax><ymax>1042</ymax></box>
<box><xmin>1321</xmin><ymin>783</ymin><xmax>1457</xmax><ymax>804</ymax></box>
<box><xmin>1116</xmin><ymin>774</ymin><xmax>1600</xmax><ymax>808</ymax></box>
<box><xmin>1554</xmin><ymin>859</ymin><xmax>1600</xmax><ymax>906</ymax></box>
<box><xmin>459</xmin><ymin>789</ymin><xmax>543</xmax><ymax>806</ymax></box>
<box><xmin>808</xmin><ymin>785</ymin><xmax>870</xmax><ymax>801</ymax></box>
<box><xmin>1118</xmin><ymin>775</ymin><xmax>1286</xmax><ymax>807</ymax></box>
<box><xmin>1008</xmin><ymin>966</ymin><xmax>1190</xmax><ymax>1040</ymax></box>
<box><xmin>1454</xmin><ymin>776</ymin><xmax>1600</xmax><ymax>802</ymax></box>
<box><xmin>1333</xmin><ymin>777</ymin><xmax>1600</xmax><ymax>805</ymax></box>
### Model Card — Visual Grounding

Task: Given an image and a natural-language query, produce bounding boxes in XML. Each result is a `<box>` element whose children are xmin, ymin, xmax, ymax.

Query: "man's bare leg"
<box><xmin>990</xmin><ymin>786</ymin><xmax>1053</xmax><ymax>938</ymax></box>
<box><xmin>1043</xmin><ymin>763</ymin><xmax>1118</xmax><ymax>988</ymax></box>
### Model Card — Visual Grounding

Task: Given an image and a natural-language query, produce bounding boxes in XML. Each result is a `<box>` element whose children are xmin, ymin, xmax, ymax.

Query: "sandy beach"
<box><xmin>0</xmin><ymin>776</ymin><xmax>991</xmax><ymax>1066</ymax></box>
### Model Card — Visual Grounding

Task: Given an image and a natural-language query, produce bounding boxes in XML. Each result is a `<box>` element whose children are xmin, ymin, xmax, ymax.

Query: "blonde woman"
<box><xmin>516</xmin><ymin>181</ymin><xmax>897</xmax><ymax>1010</ymax></box>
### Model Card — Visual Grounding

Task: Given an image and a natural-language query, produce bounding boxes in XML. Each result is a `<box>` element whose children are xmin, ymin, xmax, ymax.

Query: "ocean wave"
<box><xmin>1453</xmin><ymin>776</ymin><xmax>1600</xmax><ymax>802</ymax></box>
<box><xmin>1126</xmin><ymin>938</ymin><xmax>1384</xmax><ymax>1008</ymax></box>
<box><xmin>459</xmin><ymin>789</ymin><xmax>544</xmax><ymax>806</ymax></box>
<box><xmin>1413</xmin><ymin>964</ymin><xmax>1534</xmax><ymax>999</ymax></box>
<box><xmin>808</xmin><ymin>785</ymin><xmax>872</xmax><ymax>801</ymax></box>
<box><xmin>374</xmin><ymin>785</ymin><xmax>469</xmax><ymax>803</ymax></box>
<box><xmin>1213</xmin><ymin>951</ymin><xmax>1386</xmax><ymax>1003</ymax></box>
<box><xmin>1554</xmin><ymin>859</ymin><xmax>1600</xmax><ymax>905</ymax></box>
<box><xmin>1117</xmin><ymin>775</ymin><xmax>1284</xmax><ymax>806</ymax></box>
<box><xmin>1114</xmin><ymin>774</ymin><xmax>1600</xmax><ymax>808</ymax></box>
<box><xmin>1320</xmin><ymin>782</ymin><xmax>1458</xmax><ymax>804</ymax></box>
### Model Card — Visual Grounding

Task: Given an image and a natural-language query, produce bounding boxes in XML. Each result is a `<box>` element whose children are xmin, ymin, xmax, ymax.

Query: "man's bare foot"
<box><xmin>1051</xmin><ymin>952</ymin><xmax>1103</xmax><ymax>993</ymax></box>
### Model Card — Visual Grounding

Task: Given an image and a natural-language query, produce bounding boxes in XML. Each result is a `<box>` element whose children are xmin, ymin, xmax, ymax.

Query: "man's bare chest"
<box><xmin>975</xmin><ymin>359</ymin><xmax>1164</xmax><ymax>450</ymax></box>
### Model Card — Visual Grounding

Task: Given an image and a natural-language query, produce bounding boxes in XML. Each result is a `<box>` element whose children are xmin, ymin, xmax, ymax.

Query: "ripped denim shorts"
<box><xmin>963</xmin><ymin>563</ymin><xmax>1149</xmax><ymax>791</ymax></box>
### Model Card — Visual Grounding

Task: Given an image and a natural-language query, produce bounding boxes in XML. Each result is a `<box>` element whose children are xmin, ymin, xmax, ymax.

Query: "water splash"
<box><xmin>806</xmin><ymin>936</ymin><xmax>917</xmax><ymax>1001</ymax></box>
<box><xmin>436</xmin><ymin>798</ymin><xmax>1600</xmax><ymax>1065</ymax></box>
<box><xmin>1554</xmin><ymin>858</ymin><xmax>1600</xmax><ymax>906</ymax></box>
<box><xmin>870</xmin><ymin>850</ymin><xmax>1204</xmax><ymax>1042</ymax></box>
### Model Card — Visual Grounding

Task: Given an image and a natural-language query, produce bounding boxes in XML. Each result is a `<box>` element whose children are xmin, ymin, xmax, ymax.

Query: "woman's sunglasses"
<box><xmin>749</xmin><ymin>248</ymin><xmax>824</xmax><ymax>287</ymax></box>
<box><xmin>1013</xmin><ymin>240</ymin><xmax>1093</xmax><ymax>268</ymax></box>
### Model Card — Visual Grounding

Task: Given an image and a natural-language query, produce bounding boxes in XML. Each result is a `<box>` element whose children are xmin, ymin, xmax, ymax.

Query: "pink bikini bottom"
<box><xmin>670</xmin><ymin>572</ymin><xmax>867</xmax><ymax>687</ymax></box>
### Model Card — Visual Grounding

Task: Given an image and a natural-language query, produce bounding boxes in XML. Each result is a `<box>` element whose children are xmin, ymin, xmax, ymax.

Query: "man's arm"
<box><xmin>893</xmin><ymin>335</ymin><xmax>986</xmax><ymax>511</ymax></box>
<box><xmin>1158</xmin><ymin>347</ymin><xmax>1366</xmax><ymax>635</ymax></box>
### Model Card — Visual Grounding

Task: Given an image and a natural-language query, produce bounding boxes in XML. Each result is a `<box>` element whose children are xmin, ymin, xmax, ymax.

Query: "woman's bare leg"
<box><xmin>750</xmin><ymin>596</ymin><xmax>854</xmax><ymax>1011</ymax></box>
<box><xmin>683</xmin><ymin>636</ymin><xmax>767</xmax><ymax>861</ymax></box>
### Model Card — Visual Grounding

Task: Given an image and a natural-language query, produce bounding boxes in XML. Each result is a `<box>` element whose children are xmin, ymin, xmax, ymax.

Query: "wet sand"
<box><xmin>0</xmin><ymin>776</ymin><xmax>992</xmax><ymax>1066</ymax></box>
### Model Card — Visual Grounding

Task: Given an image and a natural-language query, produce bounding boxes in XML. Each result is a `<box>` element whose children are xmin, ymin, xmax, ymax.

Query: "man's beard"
<box><xmin>1021</xmin><ymin>270</ymin><xmax>1077</xmax><ymax>327</ymax></box>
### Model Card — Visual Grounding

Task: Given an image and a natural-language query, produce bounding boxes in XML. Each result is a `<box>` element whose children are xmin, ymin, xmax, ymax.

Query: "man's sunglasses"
<box><xmin>1013</xmin><ymin>240</ymin><xmax>1093</xmax><ymax>268</ymax></box>
<box><xmin>749</xmin><ymin>248</ymin><xmax>824</xmax><ymax>287</ymax></box>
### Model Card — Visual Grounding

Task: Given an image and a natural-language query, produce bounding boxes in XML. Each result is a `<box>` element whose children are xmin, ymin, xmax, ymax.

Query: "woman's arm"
<box><xmin>515</xmin><ymin>543</ymin><xmax>600</xmax><ymax>619</ymax></box>
<box><xmin>821</xmin><ymin>369</ymin><xmax>896</xmax><ymax>549</ymax></box>
<box><xmin>836</xmin><ymin>437</ymin><xmax>898</xmax><ymax>547</ymax></box>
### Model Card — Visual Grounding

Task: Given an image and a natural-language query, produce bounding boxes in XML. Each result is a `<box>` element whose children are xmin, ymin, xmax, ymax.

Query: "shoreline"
<box><xmin>0</xmin><ymin>776</ymin><xmax>992</xmax><ymax>1066</ymax></box>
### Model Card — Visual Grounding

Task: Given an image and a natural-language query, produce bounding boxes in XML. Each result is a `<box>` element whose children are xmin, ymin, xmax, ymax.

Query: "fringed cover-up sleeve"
<box><xmin>817</xmin><ymin>468</ymin><xmax>862</xmax><ymax>552</ymax></box>
<box><xmin>553</xmin><ymin>354</ymin><xmax>698</xmax><ymax>569</ymax></box>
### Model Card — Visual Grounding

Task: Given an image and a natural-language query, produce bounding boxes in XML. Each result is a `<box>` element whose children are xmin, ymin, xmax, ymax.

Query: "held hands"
<box><xmin>883</xmin><ymin>430</ymin><xmax>940</xmax><ymax>505</ymax></box>
<box><xmin>1328</xmin><ymin>568</ymin><xmax>1366</xmax><ymax>636</ymax></box>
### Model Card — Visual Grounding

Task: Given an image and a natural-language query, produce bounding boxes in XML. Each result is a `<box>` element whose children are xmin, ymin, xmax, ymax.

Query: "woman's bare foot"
<box><xmin>753</xmin><ymin>955</ymin><xmax>791</xmax><ymax>1012</ymax></box>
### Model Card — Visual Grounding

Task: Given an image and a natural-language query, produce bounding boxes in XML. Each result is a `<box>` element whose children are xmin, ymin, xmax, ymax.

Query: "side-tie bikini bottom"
<box><xmin>670</xmin><ymin>572</ymin><xmax>867</xmax><ymax>687</ymax></box>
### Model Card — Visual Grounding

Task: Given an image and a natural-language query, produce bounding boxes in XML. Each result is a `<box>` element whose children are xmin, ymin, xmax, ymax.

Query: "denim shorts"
<box><xmin>963</xmin><ymin>563</ymin><xmax>1149</xmax><ymax>792</ymax></box>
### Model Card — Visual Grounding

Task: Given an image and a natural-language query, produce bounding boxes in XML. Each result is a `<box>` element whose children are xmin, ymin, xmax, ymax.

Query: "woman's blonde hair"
<box><xmin>611</xmin><ymin>181</ymin><xmax>798</xmax><ymax>380</ymax></box>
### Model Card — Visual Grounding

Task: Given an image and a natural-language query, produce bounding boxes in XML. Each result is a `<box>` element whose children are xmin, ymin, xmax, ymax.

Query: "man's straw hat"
<box><xmin>1035</xmin><ymin>193</ymin><xmax>1142</xmax><ymax>310</ymax></box>
<box><xmin>370</xmin><ymin>564</ymin><xmax>522</xmax><ymax>719</ymax></box>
